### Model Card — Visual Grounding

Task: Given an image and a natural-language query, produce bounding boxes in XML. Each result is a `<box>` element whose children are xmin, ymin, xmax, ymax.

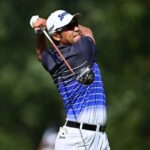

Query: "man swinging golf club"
<box><xmin>30</xmin><ymin>9</ymin><xmax>110</xmax><ymax>150</ymax></box>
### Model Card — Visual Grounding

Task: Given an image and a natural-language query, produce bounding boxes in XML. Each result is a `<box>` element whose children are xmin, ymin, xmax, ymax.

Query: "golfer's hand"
<box><xmin>30</xmin><ymin>15</ymin><xmax>46</xmax><ymax>33</ymax></box>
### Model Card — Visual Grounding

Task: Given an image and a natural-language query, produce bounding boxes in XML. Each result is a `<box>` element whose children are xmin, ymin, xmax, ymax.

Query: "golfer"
<box><xmin>30</xmin><ymin>10</ymin><xmax>110</xmax><ymax>150</ymax></box>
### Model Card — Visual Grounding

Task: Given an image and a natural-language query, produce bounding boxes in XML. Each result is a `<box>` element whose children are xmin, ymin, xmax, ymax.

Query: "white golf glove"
<box><xmin>30</xmin><ymin>15</ymin><xmax>39</xmax><ymax>27</ymax></box>
<box><xmin>30</xmin><ymin>15</ymin><xmax>40</xmax><ymax>33</ymax></box>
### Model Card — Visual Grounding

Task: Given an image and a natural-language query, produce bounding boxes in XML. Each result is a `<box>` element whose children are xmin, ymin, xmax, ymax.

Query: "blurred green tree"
<box><xmin>0</xmin><ymin>0</ymin><xmax>149</xmax><ymax>149</ymax></box>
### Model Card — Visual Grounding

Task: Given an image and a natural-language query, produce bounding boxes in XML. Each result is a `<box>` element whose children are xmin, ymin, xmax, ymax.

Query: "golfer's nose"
<box><xmin>74</xmin><ymin>25</ymin><xmax>79</xmax><ymax>32</ymax></box>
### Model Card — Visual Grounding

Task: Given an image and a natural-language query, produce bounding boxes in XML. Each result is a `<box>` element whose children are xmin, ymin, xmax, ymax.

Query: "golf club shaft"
<box><xmin>40</xmin><ymin>28</ymin><xmax>75</xmax><ymax>75</ymax></box>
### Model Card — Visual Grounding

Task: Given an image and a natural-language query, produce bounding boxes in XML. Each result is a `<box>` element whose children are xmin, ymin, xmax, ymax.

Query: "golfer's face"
<box><xmin>59</xmin><ymin>22</ymin><xmax>81</xmax><ymax>44</ymax></box>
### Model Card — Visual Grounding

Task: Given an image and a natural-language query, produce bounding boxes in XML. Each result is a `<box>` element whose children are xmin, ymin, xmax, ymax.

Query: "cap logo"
<box><xmin>58</xmin><ymin>11</ymin><xmax>69</xmax><ymax>21</ymax></box>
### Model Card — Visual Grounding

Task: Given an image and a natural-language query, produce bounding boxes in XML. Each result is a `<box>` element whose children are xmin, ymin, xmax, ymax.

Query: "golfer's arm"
<box><xmin>79</xmin><ymin>25</ymin><xmax>96</xmax><ymax>44</ymax></box>
<box><xmin>36</xmin><ymin>33</ymin><xmax>48</xmax><ymax>61</ymax></box>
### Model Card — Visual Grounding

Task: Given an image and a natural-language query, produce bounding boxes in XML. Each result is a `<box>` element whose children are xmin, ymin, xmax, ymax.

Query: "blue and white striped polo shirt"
<box><xmin>41</xmin><ymin>36</ymin><xmax>107</xmax><ymax>125</ymax></box>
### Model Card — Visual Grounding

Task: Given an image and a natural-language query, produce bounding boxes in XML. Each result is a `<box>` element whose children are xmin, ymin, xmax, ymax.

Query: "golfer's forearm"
<box><xmin>35</xmin><ymin>34</ymin><xmax>48</xmax><ymax>61</ymax></box>
<box><xmin>79</xmin><ymin>25</ymin><xmax>95</xmax><ymax>43</ymax></box>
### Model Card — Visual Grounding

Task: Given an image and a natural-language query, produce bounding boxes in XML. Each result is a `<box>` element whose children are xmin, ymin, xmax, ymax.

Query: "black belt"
<box><xmin>66</xmin><ymin>121</ymin><xmax>106</xmax><ymax>132</ymax></box>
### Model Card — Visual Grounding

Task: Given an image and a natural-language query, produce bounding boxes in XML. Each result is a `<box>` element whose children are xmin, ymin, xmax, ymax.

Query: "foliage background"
<box><xmin>0</xmin><ymin>0</ymin><xmax>149</xmax><ymax>149</ymax></box>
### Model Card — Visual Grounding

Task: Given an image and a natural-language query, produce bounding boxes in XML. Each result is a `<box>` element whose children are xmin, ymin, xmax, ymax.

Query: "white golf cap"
<box><xmin>46</xmin><ymin>10</ymin><xmax>80</xmax><ymax>35</ymax></box>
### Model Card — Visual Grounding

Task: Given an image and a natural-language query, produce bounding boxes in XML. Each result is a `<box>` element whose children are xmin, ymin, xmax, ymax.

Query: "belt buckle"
<box><xmin>81</xmin><ymin>123</ymin><xmax>86</xmax><ymax>130</ymax></box>
<box><xmin>96</xmin><ymin>124</ymin><xmax>100</xmax><ymax>132</ymax></box>
<box><xmin>80</xmin><ymin>122</ymin><xmax>83</xmax><ymax>129</ymax></box>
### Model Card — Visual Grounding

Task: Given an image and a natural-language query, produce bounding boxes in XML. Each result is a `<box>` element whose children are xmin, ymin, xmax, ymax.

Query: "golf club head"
<box><xmin>76</xmin><ymin>67</ymin><xmax>94</xmax><ymax>85</ymax></box>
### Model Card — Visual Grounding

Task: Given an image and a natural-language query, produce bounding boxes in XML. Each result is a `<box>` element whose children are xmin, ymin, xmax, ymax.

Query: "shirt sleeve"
<box><xmin>41</xmin><ymin>50</ymin><xmax>58</xmax><ymax>73</ymax></box>
<box><xmin>74</xmin><ymin>36</ymin><xmax>96</xmax><ymax>53</ymax></box>
<box><xmin>72</xmin><ymin>36</ymin><xmax>96</xmax><ymax>62</ymax></box>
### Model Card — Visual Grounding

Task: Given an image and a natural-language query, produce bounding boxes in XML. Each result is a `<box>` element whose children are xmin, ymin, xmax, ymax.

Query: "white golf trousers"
<box><xmin>55</xmin><ymin>126</ymin><xmax>110</xmax><ymax>150</ymax></box>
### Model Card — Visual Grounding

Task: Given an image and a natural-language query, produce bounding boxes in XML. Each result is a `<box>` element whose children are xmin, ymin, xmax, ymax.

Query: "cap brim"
<box><xmin>61</xmin><ymin>13</ymin><xmax>81</xmax><ymax>28</ymax></box>
<box><xmin>72</xmin><ymin>13</ymin><xmax>81</xmax><ymax>21</ymax></box>
<box><xmin>54</xmin><ymin>13</ymin><xmax>81</xmax><ymax>33</ymax></box>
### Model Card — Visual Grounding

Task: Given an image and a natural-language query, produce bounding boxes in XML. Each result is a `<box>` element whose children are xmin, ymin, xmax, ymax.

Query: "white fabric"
<box><xmin>77</xmin><ymin>107</ymin><xmax>107</xmax><ymax>125</ymax></box>
<box><xmin>30</xmin><ymin>15</ymin><xmax>39</xmax><ymax>28</ymax></box>
<box><xmin>55</xmin><ymin>126</ymin><xmax>110</xmax><ymax>150</ymax></box>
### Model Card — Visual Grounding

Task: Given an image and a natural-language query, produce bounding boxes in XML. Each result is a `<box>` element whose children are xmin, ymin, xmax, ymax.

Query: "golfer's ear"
<box><xmin>52</xmin><ymin>33</ymin><xmax>61</xmax><ymax>41</ymax></box>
